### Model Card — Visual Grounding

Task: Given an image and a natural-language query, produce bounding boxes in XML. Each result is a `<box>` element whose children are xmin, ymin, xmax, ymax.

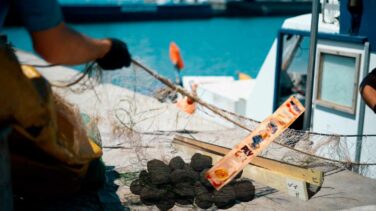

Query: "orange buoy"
<box><xmin>176</xmin><ymin>83</ymin><xmax>198</xmax><ymax>114</ymax></box>
<box><xmin>169</xmin><ymin>42</ymin><xmax>184</xmax><ymax>70</ymax></box>
<box><xmin>176</xmin><ymin>96</ymin><xmax>196</xmax><ymax>114</ymax></box>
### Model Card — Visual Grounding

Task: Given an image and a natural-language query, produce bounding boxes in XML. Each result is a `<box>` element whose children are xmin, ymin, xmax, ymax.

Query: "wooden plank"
<box><xmin>173</xmin><ymin>135</ymin><xmax>323</xmax><ymax>186</ymax></box>
<box><xmin>173</xmin><ymin>139</ymin><xmax>309</xmax><ymax>201</ymax></box>
<box><xmin>206</xmin><ymin>97</ymin><xmax>305</xmax><ymax>190</ymax></box>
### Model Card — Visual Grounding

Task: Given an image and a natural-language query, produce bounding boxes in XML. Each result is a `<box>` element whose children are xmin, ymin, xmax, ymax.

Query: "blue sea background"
<box><xmin>3</xmin><ymin>17</ymin><xmax>287</xmax><ymax>88</ymax></box>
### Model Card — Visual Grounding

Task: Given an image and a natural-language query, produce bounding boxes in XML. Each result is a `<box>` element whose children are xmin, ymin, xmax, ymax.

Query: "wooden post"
<box><xmin>0</xmin><ymin>127</ymin><xmax>13</xmax><ymax>211</ymax></box>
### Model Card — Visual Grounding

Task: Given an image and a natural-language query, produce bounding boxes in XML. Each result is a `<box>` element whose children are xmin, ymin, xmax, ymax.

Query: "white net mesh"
<box><xmin>47</xmin><ymin>60</ymin><xmax>376</xmax><ymax>180</ymax></box>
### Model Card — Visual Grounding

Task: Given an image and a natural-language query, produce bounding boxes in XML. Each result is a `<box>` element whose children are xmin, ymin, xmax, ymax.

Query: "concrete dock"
<box><xmin>14</xmin><ymin>50</ymin><xmax>376</xmax><ymax>210</ymax></box>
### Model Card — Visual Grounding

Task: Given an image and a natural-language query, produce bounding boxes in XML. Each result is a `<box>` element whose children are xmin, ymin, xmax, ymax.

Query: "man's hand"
<box><xmin>31</xmin><ymin>23</ymin><xmax>131</xmax><ymax>70</ymax></box>
<box><xmin>31</xmin><ymin>23</ymin><xmax>132</xmax><ymax>69</ymax></box>
<box><xmin>96</xmin><ymin>38</ymin><xmax>132</xmax><ymax>70</ymax></box>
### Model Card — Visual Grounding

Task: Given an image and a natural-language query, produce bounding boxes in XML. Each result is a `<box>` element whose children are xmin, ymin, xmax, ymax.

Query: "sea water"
<box><xmin>3</xmin><ymin>17</ymin><xmax>287</xmax><ymax>87</ymax></box>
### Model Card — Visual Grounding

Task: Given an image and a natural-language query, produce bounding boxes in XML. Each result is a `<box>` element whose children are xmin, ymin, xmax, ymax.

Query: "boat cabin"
<box><xmin>186</xmin><ymin>0</ymin><xmax>376</xmax><ymax>178</ymax></box>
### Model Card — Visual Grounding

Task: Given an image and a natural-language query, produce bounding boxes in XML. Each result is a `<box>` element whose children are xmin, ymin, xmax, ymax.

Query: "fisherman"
<box><xmin>360</xmin><ymin>68</ymin><xmax>376</xmax><ymax>113</ymax></box>
<box><xmin>0</xmin><ymin>0</ymin><xmax>132</xmax><ymax>208</ymax></box>
<box><xmin>1</xmin><ymin>0</ymin><xmax>131</xmax><ymax>69</ymax></box>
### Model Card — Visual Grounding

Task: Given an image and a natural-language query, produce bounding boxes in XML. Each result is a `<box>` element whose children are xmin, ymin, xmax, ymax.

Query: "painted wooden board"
<box><xmin>173</xmin><ymin>135</ymin><xmax>323</xmax><ymax>186</ymax></box>
<box><xmin>172</xmin><ymin>139</ymin><xmax>309</xmax><ymax>201</ymax></box>
<box><xmin>206</xmin><ymin>96</ymin><xmax>305</xmax><ymax>190</ymax></box>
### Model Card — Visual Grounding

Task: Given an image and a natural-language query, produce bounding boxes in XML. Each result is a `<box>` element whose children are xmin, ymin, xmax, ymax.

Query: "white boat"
<box><xmin>184</xmin><ymin>0</ymin><xmax>376</xmax><ymax>178</ymax></box>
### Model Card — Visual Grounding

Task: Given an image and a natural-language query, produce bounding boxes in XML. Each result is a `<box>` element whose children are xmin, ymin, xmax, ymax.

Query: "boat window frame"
<box><xmin>274</xmin><ymin>28</ymin><xmax>367</xmax><ymax>112</ymax></box>
<box><xmin>314</xmin><ymin>47</ymin><xmax>361</xmax><ymax>115</ymax></box>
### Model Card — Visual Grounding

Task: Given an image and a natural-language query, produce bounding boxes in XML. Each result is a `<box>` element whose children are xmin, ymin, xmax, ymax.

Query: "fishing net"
<box><xmin>44</xmin><ymin>57</ymin><xmax>376</xmax><ymax>177</ymax></box>
<box><xmin>20</xmin><ymin>52</ymin><xmax>376</xmax><ymax>208</ymax></box>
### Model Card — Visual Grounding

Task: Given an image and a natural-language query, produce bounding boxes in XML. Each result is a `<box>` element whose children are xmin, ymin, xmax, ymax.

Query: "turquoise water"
<box><xmin>58</xmin><ymin>0</ymin><xmax>145</xmax><ymax>4</ymax></box>
<box><xmin>3</xmin><ymin>17</ymin><xmax>286</xmax><ymax>82</ymax></box>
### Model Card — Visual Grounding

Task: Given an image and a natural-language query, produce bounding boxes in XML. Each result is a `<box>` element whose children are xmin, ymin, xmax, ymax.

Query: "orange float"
<box><xmin>169</xmin><ymin>42</ymin><xmax>184</xmax><ymax>70</ymax></box>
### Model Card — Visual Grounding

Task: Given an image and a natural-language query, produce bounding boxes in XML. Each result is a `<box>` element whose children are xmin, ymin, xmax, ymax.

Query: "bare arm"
<box><xmin>360</xmin><ymin>69</ymin><xmax>376</xmax><ymax>113</ymax></box>
<box><xmin>361</xmin><ymin>85</ymin><xmax>376</xmax><ymax>112</ymax></box>
<box><xmin>31</xmin><ymin>22</ymin><xmax>111</xmax><ymax>65</ymax></box>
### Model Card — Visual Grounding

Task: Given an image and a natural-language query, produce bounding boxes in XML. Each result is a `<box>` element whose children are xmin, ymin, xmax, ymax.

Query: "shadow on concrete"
<box><xmin>13</xmin><ymin>165</ymin><xmax>127</xmax><ymax>211</ymax></box>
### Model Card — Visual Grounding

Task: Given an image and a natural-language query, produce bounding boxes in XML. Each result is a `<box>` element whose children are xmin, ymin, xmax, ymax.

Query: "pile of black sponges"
<box><xmin>130</xmin><ymin>153</ymin><xmax>255</xmax><ymax>210</ymax></box>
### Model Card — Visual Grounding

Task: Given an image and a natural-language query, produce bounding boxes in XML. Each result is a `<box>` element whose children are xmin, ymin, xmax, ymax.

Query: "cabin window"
<box><xmin>315</xmin><ymin>49</ymin><xmax>361</xmax><ymax>114</ymax></box>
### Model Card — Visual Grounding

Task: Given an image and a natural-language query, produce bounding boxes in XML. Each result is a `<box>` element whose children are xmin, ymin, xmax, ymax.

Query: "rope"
<box><xmin>220</xmin><ymin>108</ymin><xmax>376</xmax><ymax>137</ymax></box>
<box><xmin>131</xmin><ymin>59</ymin><xmax>376</xmax><ymax>166</ymax></box>
<box><xmin>132</xmin><ymin>59</ymin><xmax>253</xmax><ymax>133</ymax></box>
<box><xmin>24</xmin><ymin>64</ymin><xmax>58</xmax><ymax>68</ymax></box>
<box><xmin>23</xmin><ymin>62</ymin><xmax>97</xmax><ymax>88</ymax></box>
